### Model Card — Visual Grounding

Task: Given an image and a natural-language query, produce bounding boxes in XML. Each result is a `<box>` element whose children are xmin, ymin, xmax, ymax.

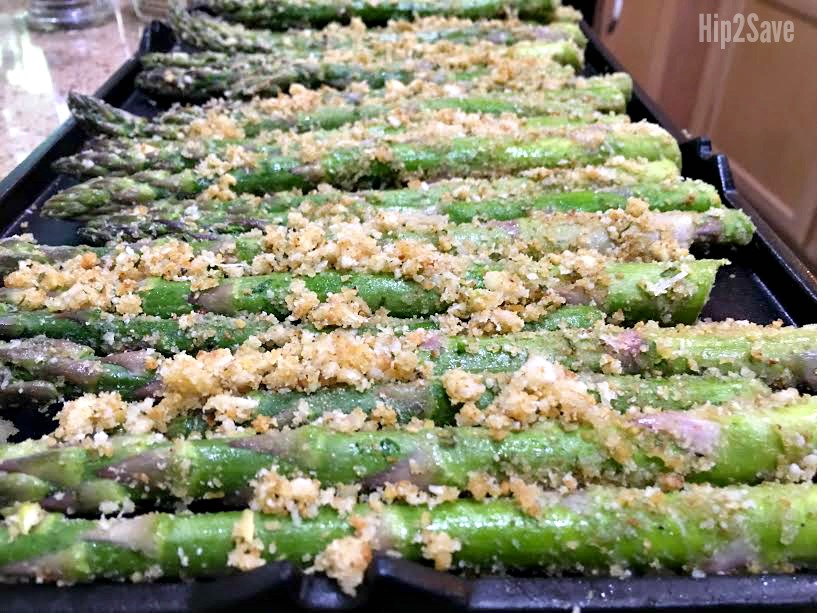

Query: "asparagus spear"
<box><xmin>0</xmin><ymin>309</ymin><xmax>772</xmax><ymax>412</ymax></box>
<box><xmin>0</xmin><ymin>310</ymin><xmax>282</xmax><ymax>356</ymax></box>
<box><xmin>142</xmin><ymin>40</ymin><xmax>585</xmax><ymax>72</ymax></box>
<box><xmin>210</xmin><ymin>373</ymin><xmax>773</xmax><ymax>430</ymax></box>
<box><xmin>142</xmin><ymin>38</ymin><xmax>585</xmax><ymax>72</ymax></box>
<box><xmin>71</xmin><ymin>70</ymin><xmax>630</xmax><ymax>139</ymax></box>
<box><xmin>437</xmin><ymin>320</ymin><xmax>817</xmax><ymax>389</ymax></box>
<box><xmin>43</xmin><ymin>161</ymin><xmax>699</xmax><ymax>222</ymax></box>
<box><xmin>74</xmin><ymin>188</ymin><xmax>727</xmax><ymax>242</ymax></box>
<box><xmin>9</xmin><ymin>308</ymin><xmax>807</xmax><ymax>413</ymax></box>
<box><xmin>192</xmin><ymin>0</ymin><xmax>560</xmax><ymax>30</ymax></box>
<box><xmin>0</xmin><ymin>208</ymin><xmax>754</xmax><ymax>279</ymax></box>
<box><xmin>0</xmin><ymin>365</ymin><xmax>60</xmax><ymax>408</ymax></box>
<box><xmin>0</xmin><ymin>238</ymin><xmax>103</xmax><ymax>277</ymax></box>
<box><xmin>1</xmin><ymin>398</ymin><xmax>812</xmax><ymax>513</ymax></box>
<box><xmin>136</xmin><ymin>45</ymin><xmax>577</xmax><ymax>101</ymax></box>
<box><xmin>171</xmin><ymin>8</ymin><xmax>586</xmax><ymax>54</ymax></box>
<box><xmin>12</xmin><ymin>309</ymin><xmax>817</xmax><ymax>405</ymax></box>
<box><xmin>0</xmin><ymin>304</ymin><xmax>601</xmax><ymax>355</ymax></box>
<box><xmin>163</xmin><ymin>372</ymin><xmax>770</xmax><ymax>437</ymax></box>
<box><xmin>69</xmin><ymin>86</ymin><xmax>623</xmax><ymax>142</ymax></box>
<box><xmin>55</xmin><ymin>112</ymin><xmax>637</xmax><ymax>178</ymax></box>
<box><xmin>51</xmin><ymin>122</ymin><xmax>682</xmax><ymax>198</ymax></box>
<box><xmin>3</xmin><ymin>483</ymin><xmax>817</xmax><ymax>585</ymax></box>
<box><xmin>0</xmin><ymin>258</ymin><xmax>723</xmax><ymax>322</ymax></box>
<box><xmin>0</xmin><ymin>313</ymin><xmax>807</xmax><ymax>408</ymax></box>
<box><xmin>0</xmin><ymin>338</ymin><xmax>157</xmax><ymax>400</ymax></box>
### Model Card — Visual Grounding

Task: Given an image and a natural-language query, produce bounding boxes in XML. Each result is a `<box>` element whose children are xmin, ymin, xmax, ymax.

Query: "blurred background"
<box><xmin>584</xmin><ymin>0</ymin><xmax>817</xmax><ymax>269</ymax></box>
<box><xmin>0</xmin><ymin>0</ymin><xmax>149</xmax><ymax>176</ymax></box>
<box><xmin>1</xmin><ymin>0</ymin><xmax>815</xmax><ymax>267</ymax></box>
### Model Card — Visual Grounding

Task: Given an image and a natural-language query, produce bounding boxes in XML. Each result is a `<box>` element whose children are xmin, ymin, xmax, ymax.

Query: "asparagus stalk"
<box><xmin>0</xmin><ymin>259</ymin><xmax>723</xmax><ymax>323</ymax></box>
<box><xmin>0</xmin><ymin>208</ymin><xmax>754</xmax><ymax>279</ymax></box>
<box><xmin>0</xmin><ymin>365</ymin><xmax>60</xmax><ymax>408</ymax></box>
<box><xmin>163</xmin><ymin>372</ymin><xmax>771</xmax><ymax>437</ymax></box>
<box><xmin>51</xmin><ymin>122</ymin><xmax>682</xmax><ymax>198</ymax></box>
<box><xmin>141</xmin><ymin>41</ymin><xmax>584</xmax><ymax>73</ymax></box>
<box><xmin>0</xmin><ymin>311</ymin><xmax>772</xmax><ymax>412</ymax></box>
<box><xmin>3</xmin><ymin>313</ymin><xmax>811</xmax><ymax>407</ymax></box>
<box><xmin>55</xmin><ymin>113</ymin><xmax>638</xmax><ymax>178</ymax></box>
<box><xmin>10</xmin><ymin>307</ymin><xmax>809</xmax><ymax>413</ymax></box>
<box><xmin>136</xmin><ymin>47</ymin><xmax>577</xmax><ymax>101</ymax></box>
<box><xmin>0</xmin><ymin>310</ymin><xmax>283</xmax><ymax>356</ymax></box>
<box><xmin>71</xmin><ymin>70</ymin><xmax>630</xmax><ymax>139</ymax></box>
<box><xmin>171</xmin><ymin>8</ymin><xmax>586</xmax><ymax>54</ymax></box>
<box><xmin>43</xmin><ymin>161</ymin><xmax>700</xmax><ymax>222</ymax></box>
<box><xmin>0</xmin><ymin>238</ymin><xmax>103</xmax><ymax>277</ymax></box>
<box><xmin>76</xmin><ymin>189</ymin><xmax>731</xmax><ymax>242</ymax></box>
<box><xmin>193</xmin><ymin>0</ymin><xmax>560</xmax><ymax>30</ymax></box>
<box><xmin>0</xmin><ymin>338</ymin><xmax>157</xmax><ymax>401</ymax></box>
<box><xmin>14</xmin><ymin>310</ymin><xmax>817</xmax><ymax>398</ymax></box>
<box><xmin>435</xmin><ymin>320</ymin><xmax>817</xmax><ymax>389</ymax></box>
<box><xmin>69</xmin><ymin>86</ymin><xmax>623</xmax><ymax>142</ymax></box>
<box><xmin>0</xmin><ymin>305</ymin><xmax>601</xmax><ymax>356</ymax></box>
<box><xmin>2</xmin><ymin>399</ymin><xmax>813</xmax><ymax>513</ymax></box>
<box><xmin>142</xmin><ymin>38</ymin><xmax>585</xmax><ymax>72</ymax></box>
<box><xmin>2</xmin><ymin>483</ymin><xmax>817</xmax><ymax>585</ymax></box>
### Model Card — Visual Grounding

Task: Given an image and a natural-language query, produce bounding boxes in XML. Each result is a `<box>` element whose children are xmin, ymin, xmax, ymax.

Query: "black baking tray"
<box><xmin>1</xmin><ymin>16</ymin><xmax>817</xmax><ymax>613</ymax></box>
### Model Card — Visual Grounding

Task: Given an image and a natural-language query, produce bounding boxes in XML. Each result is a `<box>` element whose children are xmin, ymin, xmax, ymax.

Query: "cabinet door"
<box><xmin>595</xmin><ymin>0</ymin><xmax>817</xmax><ymax>265</ymax></box>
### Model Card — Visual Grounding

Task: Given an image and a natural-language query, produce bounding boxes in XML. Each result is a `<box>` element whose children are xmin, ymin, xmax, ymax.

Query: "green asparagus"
<box><xmin>194</xmin><ymin>0</ymin><xmax>560</xmax><ymax>30</ymax></box>
<box><xmin>1</xmin><ymin>398</ymin><xmax>811</xmax><ymax>513</ymax></box>
<box><xmin>143</xmin><ymin>37</ymin><xmax>585</xmax><ymax>71</ymax></box>
<box><xmin>55</xmin><ymin>112</ymin><xmax>637</xmax><ymax>178</ymax></box>
<box><xmin>43</xmin><ymin>161</ymin><xmax>702</xmax><ymax>222</ymax></box>
<box><xmin>136</xmin><ymin>44</ymin><xmax>577</xmax><ymax>100</ymax></box>
<box><xmin>0</xmin><ymin>321</ymin><xmax>771</xmax><ymax>420</ymax></box>
<box><xmin>0</xmin><ymin>304</ymin><xmax>600</xmax><ymax>356</ymax></box>
<box><xmin>171</xmin><ymin>8</ymin><xmax>585</xmax><ymax>54</ymax></box>
<box><xmin>9</xmin><ymin>304</ymin><xmax>817</xmax><ymax>397</ymax></box>
<box><xmin>0</xmin><ymin>338</ymin><xmax>156</xmax><ymax>400</ymax></box>
<box><xmin>0</xmin><ymin>258</ymin><xmax>723</xmax><ymax>323</ymax></box>
<box><xmin>0</xmin><ymin>365</ymin><xmax>60</xmax><ymax>408</ymax></box>
<box><xmin>70</xmin><ymin>185</ymin><xmax>726</xmax><ymax>242</ymax></box>
<box><xmin>13</xmin><ymin>306</ymin><xmax>817</xmax><ymax>410</ymax></box>
<box><xmin>0</xmin><ymin>207</ymin><xmax>754</xmax><ymax>277</ymax></box>
<box><xmin>52</xmin><ymin>123</ymin><xmax>681</xmax><ymax>200</ymax></box>
<box><xmin>0</xmin><ymin>340</ymin><xmax>721</xmax><ymax>417</ymax></box>
<box><xmin>3</xmin><ymin>483</ymin><xmax>817</xmax><ymax>585</ymax></box>
<box><xmin>435</xmin><ymin>320</ymin><xmax>817</xmax><ymax>388</ymax></box>
<box><xmin>163</xmin><ymin>372</ymin><xmax>771</xmax><ymax>436</ymax></box>
<box><xmin>69</xmin><ymin>86</ymin><xmax>623</xmax><ymax>141</ymax></box>
<box><xmin>0</xmin><ymin>238</ymin><xmax>103</xmax><ymax>277</ymax></box>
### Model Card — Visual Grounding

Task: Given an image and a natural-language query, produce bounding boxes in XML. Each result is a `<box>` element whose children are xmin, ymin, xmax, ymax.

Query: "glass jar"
<box><xmin>132</xmin><ymin>0</ymin><xmax>186</xmax><ymax>20</ymax></box>
<box><xmin>27</xmin><ymin>0</ymin><xmax>115</xmax><ymax>31</ymax></box>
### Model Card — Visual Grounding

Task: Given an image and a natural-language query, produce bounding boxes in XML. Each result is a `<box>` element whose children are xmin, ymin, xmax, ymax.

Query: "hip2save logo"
<box><xmin>699</xmin><ymin>13</ymin><xmax>794</xmax><ymax>48</ymax></box>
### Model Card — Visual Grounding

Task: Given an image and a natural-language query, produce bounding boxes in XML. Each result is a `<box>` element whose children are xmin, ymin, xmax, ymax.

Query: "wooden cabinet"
<box><xmin>594</xmin><ymin>0</ymin><xmax>817</xmax><ymax>267</ymax></box>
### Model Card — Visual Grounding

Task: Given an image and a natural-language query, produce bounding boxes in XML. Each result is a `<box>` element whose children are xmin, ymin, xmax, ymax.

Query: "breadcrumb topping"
<box><xmin>420</xmin><ymin>530</ymin><xmax>461</xmax><ymax>571</ymax></box>
<box><xmin>250</xmin><ymin>467</ymin><xmax>360</xmax><ymax>522</ymax></box>
<box><xmin>311</xmin><ymin>536</ymin><xmax>372</xmax><ymax>596</ymax></box>
<box><xmin>227</xmin><ymin>509</ymin><xmax>266</xmax><ymax>572</ymax></box>
<box><xmin>55</xmin><ymin>392</ymin><xmax>156</xmax><ymax>444</ymax></box>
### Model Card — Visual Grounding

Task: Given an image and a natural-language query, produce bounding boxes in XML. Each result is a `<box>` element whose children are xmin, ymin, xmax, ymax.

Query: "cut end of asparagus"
<box><xmin>84</xmin><ymin>515</ymin><xmax>160</xmax><ymax>556</ymax></box>
<box><xmin>712</xmin><ymin>209</ymin><xmax>756</xmax><ymax>246</ymax></box>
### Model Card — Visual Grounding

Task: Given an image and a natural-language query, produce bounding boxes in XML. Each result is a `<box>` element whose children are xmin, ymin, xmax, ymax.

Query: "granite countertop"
<box><xmin>0</xmin><ymin>0</ymin><xmax>147</xmax><ymax>177</ymax></box>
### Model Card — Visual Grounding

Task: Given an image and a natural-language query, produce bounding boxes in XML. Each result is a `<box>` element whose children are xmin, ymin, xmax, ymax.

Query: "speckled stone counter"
<box><xmin>0</xmin><ymin>0</ymin><xmax>146</xmax><ymax>177</ymax></box>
